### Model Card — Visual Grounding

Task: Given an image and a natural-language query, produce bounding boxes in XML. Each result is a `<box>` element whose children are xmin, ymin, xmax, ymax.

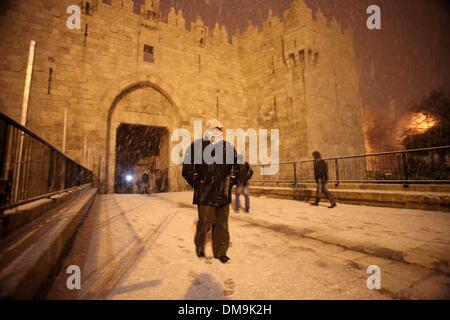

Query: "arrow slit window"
<box><xmin>144</xmin><ymin>45</ymin><xmax>154</xmax><ymax>63</ymax></box>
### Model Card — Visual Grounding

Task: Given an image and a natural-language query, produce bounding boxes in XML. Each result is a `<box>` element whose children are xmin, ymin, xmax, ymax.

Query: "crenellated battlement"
<box><xmin>81</xmin><ymin>0</ymin><xmax>354</xmax><ymax>49</ymax></box>
<box><xmin>234</xmin><ymin>0</ymin><xmax>353</xmax><ymax>44</ymax></box>
<box><xmin>167</xmin><ymin>7</ymin><xmax>186</xmax><ymax>30</ymax></box>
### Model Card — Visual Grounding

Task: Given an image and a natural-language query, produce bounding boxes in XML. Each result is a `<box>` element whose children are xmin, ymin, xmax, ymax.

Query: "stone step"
<box><xmin>0</xmin><ymin>187</ymin><xmax>97</xmax><ymax>299</ymax></box>
<box><xmin>249</xmin><ymin>186</ymin><xmax>450</xmax><ymax>212</ymax></box>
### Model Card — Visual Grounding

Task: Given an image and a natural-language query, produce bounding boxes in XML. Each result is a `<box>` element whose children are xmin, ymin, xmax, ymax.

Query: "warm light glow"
<box><xmin>395</xmin><ymin>111</ymin><xmax>440</xmax><ymax>148</ymax></box>
<box><xmin>407</xmin><ymin>112</ymin><xmax>438</xmax><ymax>134</ymax></box>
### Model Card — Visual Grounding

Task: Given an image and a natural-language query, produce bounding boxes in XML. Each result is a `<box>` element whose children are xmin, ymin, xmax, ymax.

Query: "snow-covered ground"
<box><xmin>45</xmin><ymin>192</ymin><xmax>450</xmax><ymax>300</ymax></box>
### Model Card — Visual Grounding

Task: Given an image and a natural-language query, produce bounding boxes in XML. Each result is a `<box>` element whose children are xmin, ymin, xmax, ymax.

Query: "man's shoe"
<box><xmin>244</xmin><ymin>209</ymin><xmax>250</xmax><ymax>214</ymax></box>
<box><xmin>329</xmin><ymin>201</ymin><xmax>337</xmax><ymax>209</ymax></box>
<box><xmin>234</xmin><ymin>209</ymin><xmax>240</xmax><ymax>213</ymax></box>
<box><xmin>196</xmin><ymin>248</ymin><xmax>205</xmax><ymax>258</ymax></box>
<box><xmin>310</xmin><ymin>202</ymin><xmax>319</xmax><ymax>206</ymax></box>
<box><xmin>219</xmin><ymin>256</ymin><xmax>230</xmax><ymax>264</ymax></box>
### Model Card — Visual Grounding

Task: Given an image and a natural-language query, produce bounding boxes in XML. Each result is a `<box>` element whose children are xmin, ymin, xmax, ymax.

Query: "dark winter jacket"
<box><xmin>141</xmin><ymin>173</ymin><xmax>150</xmax><ymax>184</ymax></box>
<box><xmin>314</xmin><ymin>159</ymin><xmax>329</xmax><ymax>183</ymax></box>
<box><xmin>237</xmin><ymin>162</ymin><xmax>253</xmax><ymax>187</ymax></box>
<box><xmin>182</xmin><ymin>139</ymin><xmax>239</xmax><ymax>208</ymax></box>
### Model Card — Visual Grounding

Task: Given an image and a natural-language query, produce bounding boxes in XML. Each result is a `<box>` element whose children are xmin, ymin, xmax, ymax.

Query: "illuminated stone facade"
<box><xmin>0</xmin><ymin>0</ymin><xmax>365</xmax><ymax>192</ymax></box>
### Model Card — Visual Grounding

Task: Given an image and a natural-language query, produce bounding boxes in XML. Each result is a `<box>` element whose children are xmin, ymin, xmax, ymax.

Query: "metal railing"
<box><xmin>0</xmin><ymin>112</ymin><xmax>93</xmax><ymax>212</ymax></box>
<box><xmin>252</xmin><ymin>146</ymin><xmax>450</xmax><ymax>186</ymax></box>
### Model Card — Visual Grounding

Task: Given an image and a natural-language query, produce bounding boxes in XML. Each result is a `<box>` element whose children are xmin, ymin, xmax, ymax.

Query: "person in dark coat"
<box><xmin>235</xmin><ymin>155</ymin><xmax>253</xmax><ymax>213</ymax></box>
<box><xmin>182</xmin><ymin>119</ymin><xmax>239</xmax><ymax>264</ymax></box>
<box><xmin>141</xmin><ymin>170</ymin><xmax>150</xmax><ymax>194</ymax></box>
<box><xmin>312</xmin><ymin>151</ymin><xmax>337</xmax><ymax>208</ymax></box>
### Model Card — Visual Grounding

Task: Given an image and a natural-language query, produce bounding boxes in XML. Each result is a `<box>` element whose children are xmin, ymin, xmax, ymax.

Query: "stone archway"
<box><xmin>103</xmin><ymin>79</ymin><xmax>182</xmax><ymax>194</ymax></box>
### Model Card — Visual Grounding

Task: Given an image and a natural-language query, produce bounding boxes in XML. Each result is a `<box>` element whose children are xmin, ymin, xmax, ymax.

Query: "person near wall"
<box><xmin>234</xmin><ymin>155</ymin><xmax>253</xmax><ymax>213</ymax></box>
<box><xmin>311</xmin><ymin>151</ymin><xmax>337</xmax><ymax>209</ymax></box>
<box><xmin>141</xmin><ymin>170</ymin><xmax>150</xmax><ymax>195</ymax></box>
<box><xmin>182</xmin><ymin>119</ymin><xmax>239</xmax><ymax>264</ymax></box>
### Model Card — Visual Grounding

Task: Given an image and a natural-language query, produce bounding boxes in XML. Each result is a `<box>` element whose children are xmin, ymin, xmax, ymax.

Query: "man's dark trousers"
<box><xmin>195</xmin><ymin>205</ymin><xmax>230</xmax><ymax>258</ymax></box>
<box><xmin>235</xmin><ymin>185</ymin><xmax>250</xmax><ymax>211</ymax></box>
<box><xmin>315</xmin><ymin>178</ymin><xmax>334</xmax><ymax>204</ymax></box>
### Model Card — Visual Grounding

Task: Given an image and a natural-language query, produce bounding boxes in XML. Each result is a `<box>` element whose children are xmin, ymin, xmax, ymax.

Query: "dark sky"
<box><xmin>153</xmin><ymin>0</ymin><xmax>450</xmax><ymax>120</ymax></box>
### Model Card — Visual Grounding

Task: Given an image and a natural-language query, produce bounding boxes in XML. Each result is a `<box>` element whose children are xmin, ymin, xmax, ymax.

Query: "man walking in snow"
<box><xmin>311</xmin><ymin>151</ymin><xmax>337</xmax><ymax>209</ymax></box>
<box><xmin>182</xmin><ymin>119</ymin><xmax>239</xmax><ymax>264</ymax></box>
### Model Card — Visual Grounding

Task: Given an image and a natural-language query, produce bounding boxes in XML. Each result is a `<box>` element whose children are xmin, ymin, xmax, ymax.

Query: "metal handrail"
<box><xmin>0</xmin><ymin>112</ymin><xmax>84</xmax><ymax>169</ymax></box>
<box><xmin>254</xmin><ymin>146</ymin><xmax>450</xmax><ymax>166</ymax></box>
<box><xmin>0</xmin><ymin>112</ymin><xmax>93</xmax><ymax>213</ymax></box>
<box><xmin>251</xmin><ymin>146</ymin><xmax>450</xmax><ymax>186</ymax></box>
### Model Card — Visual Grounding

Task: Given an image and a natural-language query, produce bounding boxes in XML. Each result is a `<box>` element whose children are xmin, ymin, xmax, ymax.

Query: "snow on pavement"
<box><xmin>44</xmin><ymin>192</ymin><xmax>450</xmax><ymax>300</ymax></box>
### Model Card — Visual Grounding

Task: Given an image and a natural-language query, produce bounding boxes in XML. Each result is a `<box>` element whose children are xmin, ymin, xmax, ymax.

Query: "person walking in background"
<box><xmin>235</xmin><ymin>155</ymin><xmax>253</xmax><ymax>213</ymax></box>
<box><xmin>135</xmin><ymin>177</ymin><xmax>142</xmax><ymax>193</ymax></box>
<box><xmin>311</xmin><ymin>151</ymin><xmax>337</xmax><ymax>209</ymax></box>
<box><xmin>182</xmin><ymin>119</ymin><xmax>239</xmax><ymax>264</ymax></box>
<box><xmin>141</xmin><ymin>170</ymin><xmax>150</xmax><ymax>195</ymax></box>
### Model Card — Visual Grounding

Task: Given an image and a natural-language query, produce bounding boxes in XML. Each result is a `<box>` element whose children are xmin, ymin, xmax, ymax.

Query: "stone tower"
<box><xmin>238</xmin><ymin>0</ymin><xmax>365</xmax><ymax>160</ymax></box>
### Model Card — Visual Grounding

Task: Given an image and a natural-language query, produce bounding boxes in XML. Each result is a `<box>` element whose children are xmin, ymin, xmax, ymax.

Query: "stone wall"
<box><xmin>0</xmin><ymin>0</ymin><xmax>365</xmax><ymax>193</ymax></box>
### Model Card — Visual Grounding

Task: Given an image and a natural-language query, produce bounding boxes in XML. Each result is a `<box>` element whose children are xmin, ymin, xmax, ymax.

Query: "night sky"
<box><xmin>153</xmin><ymin>0</ymin><xmax>450</xmax><ymax>122</ymax></box>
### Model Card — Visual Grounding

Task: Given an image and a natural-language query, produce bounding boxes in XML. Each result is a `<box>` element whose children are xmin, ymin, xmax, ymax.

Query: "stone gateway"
<box><xmin>0</xmin><ymin>0</ymin><xmax>365</xmax><ymax>193</ymax></box>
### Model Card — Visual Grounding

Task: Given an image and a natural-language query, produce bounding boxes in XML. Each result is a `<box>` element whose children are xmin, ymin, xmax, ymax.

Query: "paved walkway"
<box><xmin>45</xmin><ymin>193</ymin><xmax>450</xmax><ymax>300</ymax></box>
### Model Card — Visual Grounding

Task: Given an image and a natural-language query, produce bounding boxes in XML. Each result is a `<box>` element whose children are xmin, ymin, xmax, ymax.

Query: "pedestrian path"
<box><xmin>44</xmin><ymin>193</ymin><xmax>450</xmax><ymax>300</ymax></box>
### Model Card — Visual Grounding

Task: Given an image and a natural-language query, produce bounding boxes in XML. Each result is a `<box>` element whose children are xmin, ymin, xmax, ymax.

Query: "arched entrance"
<box><xmin>104</xmin><ymin>81</ymin><xmax>182</xmax><ymax>194</ymax></box>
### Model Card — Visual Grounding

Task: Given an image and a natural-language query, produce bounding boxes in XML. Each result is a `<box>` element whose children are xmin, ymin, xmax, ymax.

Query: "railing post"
<box><xmin>335</xmin><ymin>158</ymin><xmax>340</xmax><ymax>187</ymax></box>
<box><xmin>47</xmin><ymin>149</ymin><xmax>54</xmax><ymax>192</ymax></box>
<box><xmin>0</xmin><ymin>120</ymin><xmax>8</xmax><ymax>210</ymax></box>
<box><xmin>293</xmin><ymin>162</ymin><xmax>297</xmax><ymax>187</ymax></box>
<box><xmin>430</xmin><ymin>150</ymin><xmax>435</xmax><ymax>180</ymax></box>
<box><xmin>402</xmin><ymin>152</ymin><xmax>409</xmax><ymax>188</ymax></box>
<box><xmin>61</xmin><ymin>160</ymin><xmax>67</xmax><ymax>191</ymax></box>
<box><xmin>0</xmin><ymin>119</ymin><xmax>7</xmax><ymax>179</ymax></box>
<box><xmin>262</xmin><ymin>165</ymin><xmax>266</xmax><ymax>186</ymax></box>
<box><xmin>297</xmin><ymin>161</ymin><xmax>301</xmax><ymax>183</ymax></box>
